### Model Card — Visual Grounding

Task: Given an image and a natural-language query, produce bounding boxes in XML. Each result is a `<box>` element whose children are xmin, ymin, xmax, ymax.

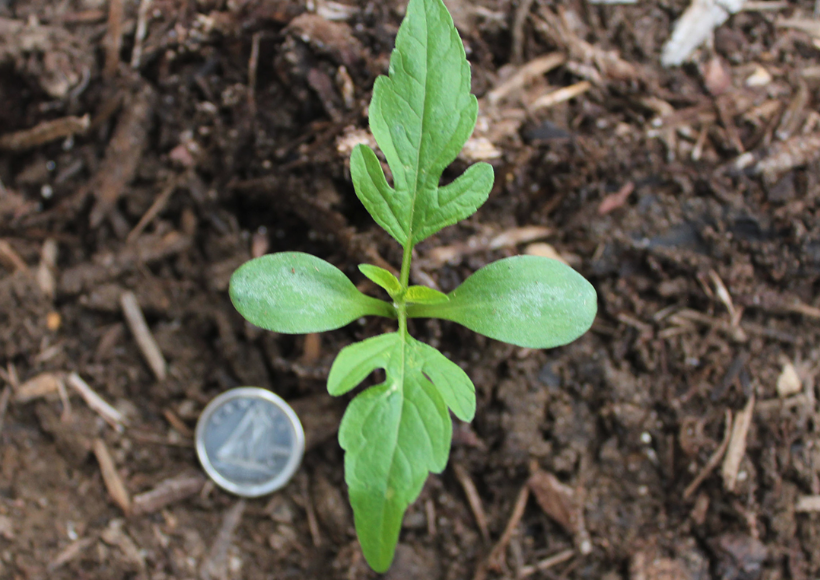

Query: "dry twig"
<box><xmin>488</xmin><ymin>484</ymin><xmax>530</xmax><ymax>571</ymax></box>
<box><xmin>531</xmin><ymin>81</ymin><xmax>591</xmax><ymax>110</ymax></box>
<box><xmin>453</xmin><ymin>463</ymin><xmax>490</xmax><ymax>543</ymax></box>
<box><xmin>0</xmin><ymin>386</ymin><xmax>10</xmax><ymax>433</ymax></box>
<box><xmin>683</xmin><ymin>410</ymin><xmax>733</xmax><ymax>499</ymax></box>
<box><xmin>103</xmin><ymin>0</ymin><xmax>124</xmax><ymax>79</ymax></box>
<box><xmin>48</xmin><ymin>537</ymin><xmax>95</xmax><ymax>571</ymax></box>
<box><xmin>0</xmin><ymin>115</ymin><xmax>89</xmax><ymax>151</ymax></box>
<box><xmin>67</xmin><ymin>372</ymin><xmax>125</xmax><ymax>431</ymax></box>
<box><xmin>132</xmin><ymin>473</ymin><xmax>205</xmax><ymax>515</ymax></box>
<box><xmin>518</xmin><ymin>548</ymin><xmax>575</xmax><ymax>578</ymax></box>
<box><xmin>120</xmin><ymin>290</ymin><xmax>167</xmax><ymax>381</ymax></box>
<box><xmin>130</xmin><ymin>0</ymin><xmax>153</xmax><ymax>68</ymax></box>
<box><xmin>487</xmin><ymin>53</ymin><xmax>565</xmax><ymax>105</ymax></box>
<box><xmin>126</xmin><ymin>177</ymin><xmax>181</xmax><ymax>243</ymax></box>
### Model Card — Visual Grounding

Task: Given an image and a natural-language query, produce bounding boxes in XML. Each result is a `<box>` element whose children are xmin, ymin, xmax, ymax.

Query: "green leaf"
<box><xmin>404</xmin><ymin>285</ymin><xmax>449</xmax><ymax>305</ymax></box>
<box><xmin>407</xmin><ymin>256</ymin><xmax>597</xmax><ymax>349</ymax></box>
<box><xmin>351</xmin><ymin>0</ymin><xmax>492</xmax><ymax>248</ymax></box>
<box><xmin>358</xmin><ymin>264</ymin><xmax>402</xmax><ymax>298</ymax></box>
<box><xmin>327</xmin><ymin>332</ymin><xmax>475</xmax><ymax>571</ymax></box>
<box><xmin>229</xmin><ymin>252</ymin><xmax>395</xmax><ymax>334</ymax></box>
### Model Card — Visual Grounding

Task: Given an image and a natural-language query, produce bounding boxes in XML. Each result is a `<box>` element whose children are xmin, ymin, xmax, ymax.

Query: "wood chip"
<box><xmin>597</xmin><ymin>182</ymin><xmax>635</xmax><ymax>215</ymax></box>
<box><xmin>67</xmin><ymin>372</ymin><xmax>125</xmax><ymax>431</ymax></box>
<box><xmin>777</xmin><ymin>361</ymin><xmax>802</xmax><ymax>398</ymax></box>
<box><xmin>93</xmin><ymin>438</ymin><xmax>131</xmax><ymax>514</ymax></box>
<box><xmin>0</xmin><ymin>114</ymin><xmax>89</xmax><ymax>151</ymax></box>
<box><xmin>524</xmin><ymin>242</ymin><xmax>569</xmax><ymax>264</ymax></box>
<box><xmin>662</xmin><ymin>0</ymin><xmax>746</xmax><ymax>67</ymax></box>
<box><xmin>132</xmin><ymin>473</ymin><xmax>205</xmax><ymax>515</ymax></box>
<box><xmin>795</xmin><ymin>495</ymin><xmax>820</xmax><ymax>512</ymax></box>
<box><xmin>453</xmin><ymin>463</ymin><xmax>490</xmax><ymax>543</ymax></box>
<box><xmin>722</xmin><ymin>396</ymin><xmax>755</xmax><ymax>492</ymax></box>
<box><xmin>120</xmin><ymin>290</ymin><xmax>167</xmax><ymax>381</ymax></box>
<box><xmin>528</xmin><ymin>469</ymin><xmax>591</xmax><ymax>554</ymax></box>
<box><xmin>15</xmin><ymin>372</ymin><xmax>63</xmax><ymax>403</ymax></box>
<box><xmin>36</xmin><ymin>238</ymin><xmax>58</xmax><ymax>299</ymax></box>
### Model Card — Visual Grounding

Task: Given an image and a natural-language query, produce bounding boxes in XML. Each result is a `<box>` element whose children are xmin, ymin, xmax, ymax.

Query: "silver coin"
<box><xmin>195</xmin><ymin>387</ymin><xmax>305</xmax><ymax>497</ymax></box>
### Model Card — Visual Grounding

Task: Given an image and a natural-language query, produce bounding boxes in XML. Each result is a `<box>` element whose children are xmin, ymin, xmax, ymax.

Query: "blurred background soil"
<box><xmin>1</xmin><ymin>0</ymin><xmax>820</xmax><ymax>578</ymax></box>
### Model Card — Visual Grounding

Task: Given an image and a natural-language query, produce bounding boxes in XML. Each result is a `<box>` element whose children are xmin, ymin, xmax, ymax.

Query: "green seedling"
<box><xmin>229</xmin><ymin>0</ymin><xmax>596</xmax><ymax>571</ymax></box>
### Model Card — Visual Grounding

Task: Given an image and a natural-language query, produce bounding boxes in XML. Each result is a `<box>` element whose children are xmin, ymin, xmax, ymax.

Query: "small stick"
<box><xmin>103</xmin><ymin>0</ymin><xmax>124</xmax><ymax>79</ymax></box>
<box><xmin>56</xmin><ymin>375</ymin><xmax>72</xmax><ymax>422</ymax></box>
<box><xmin>487</xmin><ymin>53</ymin><xmax>565</xmax><ymax>105</ymax></box>
<box><xmin>248</xmin><ymin>31</ymin><xmax>262</xmax><ymax>115</ymax></box>
<box><xmin>0</xmin><ymin>386</ymin><xmax>10</xmax><ymax>433</ymax></box>
<box><xmin>67</xmin><ymin>372</ymin><xmax>125</xmax><ymax>431</ymax></box>
<box><xmin>93</xmin><ymin>438</ymin><xmax>131</xmax><ymax>514</ymax></box>
<box><xmin>126</xmin><ymin>178</ymin><xmax>179</xmax><ymax>243</ymax></box>
<box><xmin>0</xmin><ymin>115</ymin><xmax>90</xmax><ymax>151</ymax></box>
<box><xmin>120</xmin><ymin>291</ymin><xmax>167</xmax><ymax>381</ymax></box>
<box><xmin>302</xmin><ymin>474</ymin><xmax>322</xmax><ymax>547</ymax></box>
<box><xmin>511</xmin><ymin>0</ymin><xmax>536</xmax><ymax>64</ymax></box>
<box><xmin>0</xmin><ymin>240</ymin><xmax>29</xmax><ymax>272</ymax></box>
<box><xmin>48</xmin><ymin>537</ymin><xmax>95</xmax><ymax>571</ymax></box>
<box><xmin>162</xmin><ymin>408</ymin><xmax>193</xmax><ymax>437</ymax></box>
<box><xmin>453</xmin><ymin>463</ymin><xmax>490</xmax><ymax>543</ymax></box>
<box><xmin>129</xmin><ymin>430</ymin><xmax>193</xmax><ymax>447</ymax></box>
<box><xmin>200</xmin><ymin>500</ymin><xmax>246</xmax><ymax>580</ymax></box>
<box><xmin>130</xmin><ymin>0</ymin><xmax>153</xmax><ymax>68</ymax></box>
<box><xmin>425</xmin><ymin>498</ymin><xmax>437</xmax><ymax>536</ymax></box>
<box><xmin>684</xmin><ymin>410</ymin><xmax>733</xmax><ymax>499</ymax></box>
<box><xmin>488</xmin><ymin>484</ymin><xmax>530</xmax><ymax>571</ymax></box>
<box><xmin>531</xmin><ymin>81</ymin><xmax>592</xmax><ymax>110</ymax></box>
<box><xmin>518</xmin><ymin>548</ymin><xmax>575</xmax><ymax>578</ymax></box>
<box><xmin>722</xmin><ymin>396</ymin><xmax>755</xmax><ymax>492</ymax></box>
<box><xmin>132</xmin><ymin>473</ymin><xmax>205</xmax><ymax>515</ymax></box>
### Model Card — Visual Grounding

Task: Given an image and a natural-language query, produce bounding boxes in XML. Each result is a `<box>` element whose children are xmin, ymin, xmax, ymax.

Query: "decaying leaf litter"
<box><xmin>1</xmin><ymin>0</ymin><xmax>820</xmax><ymax>578</ymax></box>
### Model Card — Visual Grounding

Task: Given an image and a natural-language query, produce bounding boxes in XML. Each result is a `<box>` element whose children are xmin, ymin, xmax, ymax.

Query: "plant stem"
<box><xmin>399</xmin><ymin>242</ymin><xmax>412</xmax><ymax>289</ymax></box>
<box><xmin>397</xmin><ymin>242</ymin><xmax>412</xmax><ymax>337</ymax></box>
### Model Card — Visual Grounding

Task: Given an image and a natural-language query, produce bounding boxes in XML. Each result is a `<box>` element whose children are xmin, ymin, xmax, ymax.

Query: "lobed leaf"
<box><xmin>351</xmin><ymin>0</ymin><xmax>492</xmax><ymax>248</ymax></box>
<box><xmin>407</xmin><ymin>256</ymin><xmax>597</xmax><ymax>348</ymax></box>
<box><xmin>327</xmin><ymin>332</ymin><xmax>476</xmax><ymax>571</ymax></box>
<box><xmin>229</xmin><ymin>252</ymin><xmax>395</xmax><ymax>334</ymax></box>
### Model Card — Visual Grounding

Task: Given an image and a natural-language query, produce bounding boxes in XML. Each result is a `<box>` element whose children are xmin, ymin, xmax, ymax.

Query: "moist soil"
<box><xmin>1</xmin><ymin>1</ymin><xmax>819</xmax><ymax>579</ymax></box>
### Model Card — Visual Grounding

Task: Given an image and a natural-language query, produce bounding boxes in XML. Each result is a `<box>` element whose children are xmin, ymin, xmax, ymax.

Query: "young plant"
<box><xmin>229</xmin><ymin>0</ymin><xmax>596</xmax><ymax>571</ymax></box>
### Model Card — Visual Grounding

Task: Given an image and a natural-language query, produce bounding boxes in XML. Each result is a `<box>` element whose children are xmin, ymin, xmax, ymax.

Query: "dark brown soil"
<box><xmin>1</xmin><ymin>1</ymin><xmax>819</xmax><ymax>579</ymax></box>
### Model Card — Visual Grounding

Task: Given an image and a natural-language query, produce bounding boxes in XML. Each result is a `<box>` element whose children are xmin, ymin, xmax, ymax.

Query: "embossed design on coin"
<box><xmin>196</xmin><ymin>387</ymin><xmax>305</xmax><ymax>497</ymax></box>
